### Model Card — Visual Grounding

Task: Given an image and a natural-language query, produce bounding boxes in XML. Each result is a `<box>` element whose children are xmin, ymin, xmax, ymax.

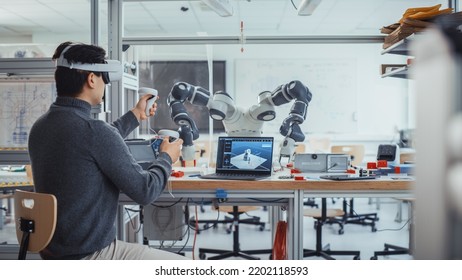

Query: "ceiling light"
<box><xmin>201</xmin><ymin>0</ymin><xmax>234</xmax><ymax>17</ymax></box>
<box><xmin>298</xmin><ymin>0</ymin><xmax>321</xmax><ymax>16</ymax></box>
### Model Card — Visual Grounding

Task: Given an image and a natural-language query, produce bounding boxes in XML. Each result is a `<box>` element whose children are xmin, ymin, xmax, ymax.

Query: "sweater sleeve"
<box><xmin>91</xmin><ymin>120</ymin><xmax>171</xmax><ymax>205</ymax></box>
<box><xmin>110</xmin><ymin>111</ymin><xmax>139</xmax><ymax>139</ymax></box>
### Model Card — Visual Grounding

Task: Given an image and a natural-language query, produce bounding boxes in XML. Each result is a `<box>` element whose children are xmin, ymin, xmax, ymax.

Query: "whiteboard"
<box><xmin>234</xmin><ymin>59</ymin><xmax>358</xmax><ymax>134</ymax></box>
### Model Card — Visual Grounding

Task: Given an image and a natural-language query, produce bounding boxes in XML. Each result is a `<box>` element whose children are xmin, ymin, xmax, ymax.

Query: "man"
<box><xmin>28</xmin><ymin>42</ymin><xmax>186</xmax><ymax>260</ymax></box>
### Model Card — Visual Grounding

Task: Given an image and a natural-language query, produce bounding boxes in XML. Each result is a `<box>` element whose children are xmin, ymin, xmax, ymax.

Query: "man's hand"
<box><xmin>131</xmin><ymin>94</ymin><xmax>158</xmax><ymax>121</ymax></box>
<box><xmin>159</xmin><ymin>137</ymin><xmax>184</xmax><ymax>164</ymax></box>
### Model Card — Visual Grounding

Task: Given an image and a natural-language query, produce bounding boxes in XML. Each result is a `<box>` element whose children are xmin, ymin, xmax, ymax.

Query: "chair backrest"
<box><xmin>331</xmin><ymin>145</ymin><xmax>365</xmax><ymax>166</ymax></box>
<box><xmin>306</xmin><ymin>137</ymin><xmax>331</xmax><ymax>153</ymax></box>
<box><xmin>14</xmin><ymin>190</ymin><xmax>57</xmax><ymax>255</ymax></box>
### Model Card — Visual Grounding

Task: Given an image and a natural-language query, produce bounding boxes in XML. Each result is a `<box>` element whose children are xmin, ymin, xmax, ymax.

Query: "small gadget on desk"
<box><xmin>294</xmin><ymin>153</ymin><xmax>350</xmax><ymax>173</ymax></box>
<box><xmin>125</xmin><ymin>139</ymin><xmax>156</xmax><ymax>170</ymax></box>
<box><xmin>377</xmin><ymin>144</ymin><xmax>400</xmax><ymax>165</ymax></box>
<box><xmin>150</xmin><ymin>129</ymin><xmax>180</xmax><ymax>157</ymax></box>
<box><xmin>200</xmin><ymin>136</ymin><xmax>274</xmax><ymax>181</ymax></box>
<box><xmin>138</xmin><ymin>87</ymin><xmax>158</xmax><ymax>117</ymax></box>
<box><xmin>320</xmin><ymin>174</ymin><xmax>378</xmax><ymax>181</ymax></box>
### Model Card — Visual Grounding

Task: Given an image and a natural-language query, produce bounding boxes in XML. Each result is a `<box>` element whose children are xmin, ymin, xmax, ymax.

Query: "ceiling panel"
<box><xmin>0</xmin><ymin>0</ymin><xmax>454</xmax><ymax>42</ymax></box>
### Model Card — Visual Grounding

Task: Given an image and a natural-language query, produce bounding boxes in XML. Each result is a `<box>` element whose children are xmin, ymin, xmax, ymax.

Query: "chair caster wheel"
<box><xmin>371</xmin><ymin>227</ymin><xmax>377</xmax><ymax>232</ymax></box>
<box><xmin>226</xmin><ymin>228</ymin><xmax>232</xmax><ymax>234</ymax></box>
<box><xmin>353</xmin><ymin>256</ymin><xmax>360</xmax><ymax>260</ymax></box>
<box><xmin>338</xmin><ymin>229</ymin><xmax>344</xmax><ymax>235</ymax></box>
<box><xmin>370</xmin><ymin>256</ymin><xmax>378</xmax><ymax>260</ymax></box>
<box><xmin>199</xmin><ymin>253</ymin><xmax>206</xmax><ymax>260</ymax></box>
<box><xmin>269</xmin><ymin>254</ymin><xmax>273</xmax><ymax>260</ymax></box>
<box><xmin>203</xmin><ymin>224</ymin><xmax>209</xmax><ymax>230</ymax></box>
<box><xmin>259</xmin><ymin>225</ymin><xmax>265</xmax><ymax>231</ymax></box>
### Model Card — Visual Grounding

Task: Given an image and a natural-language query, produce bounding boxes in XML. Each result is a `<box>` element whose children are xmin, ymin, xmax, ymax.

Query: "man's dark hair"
<box><xmin>52</xmin><ymin>42</ymin><xmax>106</xmax><ymax>97</ymax></box>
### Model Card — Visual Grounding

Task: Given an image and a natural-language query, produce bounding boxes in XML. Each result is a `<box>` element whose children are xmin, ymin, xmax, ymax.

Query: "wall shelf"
<box><xmin>381</xmin><ymin>64</ymin><xmax>409</xmax><ymax>79</ymax></box>
<box><xmin>381</xmin><ymin>34</ymin><xmax>420</xmax><ymax>56</ymax></box>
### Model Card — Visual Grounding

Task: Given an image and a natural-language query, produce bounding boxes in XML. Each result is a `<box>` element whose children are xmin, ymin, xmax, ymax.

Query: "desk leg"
<box><xmin>288</xmin><ymin>190</ymin><xmax>304</xmax><ymax>260</ymax></box>
<box><xmin>0</xmin><ymin>198</ymin><xmax>3</xmax><ymax>230</ymax></box>
<box><xmin>117</xmin><ymin>205</ymin><xmax>126</xmax><ymax>241</ymax></box>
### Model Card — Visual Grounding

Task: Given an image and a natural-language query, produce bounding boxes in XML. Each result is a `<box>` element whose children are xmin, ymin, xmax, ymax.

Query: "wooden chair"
<box><xmin>331</xmin><ymin>145</ymin><xmax>365</xmax><ymax>166</ymax></box>
<box><xmin>14</xmin><ymin>190</ymin><xmax>57</xmax><ymax>260</ymax></box>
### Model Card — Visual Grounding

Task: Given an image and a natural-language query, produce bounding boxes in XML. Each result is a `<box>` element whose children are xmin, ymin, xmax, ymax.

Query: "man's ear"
<box><xmin>87</xmin><ymin>72</ymin><xmax>96</xmax><ymax>89</ymax></box>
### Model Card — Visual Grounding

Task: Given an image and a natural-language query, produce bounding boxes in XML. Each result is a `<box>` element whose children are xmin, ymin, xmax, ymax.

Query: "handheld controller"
<box><xmin>138</xmin><ymin>87</ymin><xmax>158</xmax><ymax>117</ymax></box>
<box><xmin>151</xmin><ymin>129</ymin><xmax>180</xmax><ymax>157</ymax></box>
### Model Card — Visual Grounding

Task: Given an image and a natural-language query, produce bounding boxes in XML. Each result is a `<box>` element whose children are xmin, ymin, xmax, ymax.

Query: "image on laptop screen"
<box><xmin>215</xmin><ymin>136</ymin><xmax>274</xmax><ymax>175</ymax></box>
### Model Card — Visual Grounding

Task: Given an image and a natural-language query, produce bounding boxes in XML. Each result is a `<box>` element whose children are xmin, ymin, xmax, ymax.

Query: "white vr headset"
<box><xmin>55</xmin><ymin>45</ymin><xmax>123</xmax><ymax>84</ymax></box>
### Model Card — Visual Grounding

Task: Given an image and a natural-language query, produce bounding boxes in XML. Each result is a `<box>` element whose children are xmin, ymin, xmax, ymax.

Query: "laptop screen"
<box><xmin>215</xmin><ymin>136</ymin><xmax>274</xmax><ymax>175</ymax></box>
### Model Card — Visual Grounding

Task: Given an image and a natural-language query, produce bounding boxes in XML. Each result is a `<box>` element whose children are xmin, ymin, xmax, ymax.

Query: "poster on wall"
<box><xmin>0</xmin><ymin>82</ymin><xmax>55</xmax><ymax>147</ymax></box>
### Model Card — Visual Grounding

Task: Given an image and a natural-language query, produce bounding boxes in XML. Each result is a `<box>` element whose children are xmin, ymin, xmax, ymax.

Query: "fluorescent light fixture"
<box><xmin>298</xmin><ymin>0</ymin><xmax>321</xmax><ymax>16</ymax></box>
<box><xmin>201</xmin><ymin>0</ymin><xmax>234</xmax><ymax>17</ymax></box>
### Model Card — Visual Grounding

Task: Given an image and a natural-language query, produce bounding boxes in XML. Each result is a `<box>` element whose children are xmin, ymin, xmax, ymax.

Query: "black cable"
<box><xmin>290</xmin><ymin>0</ymin><xmax>297</xmax><ymax>10</ymax></box>
<box><xmin>341</xmin><ymin>200</ymin><xmax>412</xmax><ymax>232</ymax></box>
<box><xmin>376</xmin><ymin>217</ymin><xmax>412</xmax><ymax>232</ymax></box>
<box><xmin>176</xmin><ymin>222</ymin><xmax>191</xmax><ymax>255</ymax></box>
<box><xmin>324</xmin><ymin>162</ymin><xmax>338</xmax><ymax>172</ymax></box>
<box><xmin>124</xmin><ymin>207</ymin><xmax>142</xmax><ymax>233</ymax></box>
<box><xmin>150</xmin><ymin>197</ymin><xmax>183</xmax><ymax>208</ymax></box>
<box><xmin>249</xmin><ymin>198</ymin><xmax>286</xmax><ymax>203</ymax></box>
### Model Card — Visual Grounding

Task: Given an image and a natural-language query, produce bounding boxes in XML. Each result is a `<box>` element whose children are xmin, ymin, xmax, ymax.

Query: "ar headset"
<box><xmin>55</xmin><ymin>45</ymin><xmax>123</xmax><ymax>84</ymax></box>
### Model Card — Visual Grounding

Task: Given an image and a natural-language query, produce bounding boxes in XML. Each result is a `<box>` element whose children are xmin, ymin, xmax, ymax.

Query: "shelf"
<box><xmin>381</xmin><ymin>65</ymin><xmax>409</xmax><ymax>79</ymax></box>
<box><xmin>0</xmin><ymin>148</ymin><xmax>30</xmax><ymax>165</ymax></box>
<box><xmin>381</xmin><ymin>33</ymin><xmax>421</xmax><ymax>56</ymax></box>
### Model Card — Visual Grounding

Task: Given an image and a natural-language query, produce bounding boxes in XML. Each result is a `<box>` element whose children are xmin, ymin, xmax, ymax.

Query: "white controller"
<box><xmin>158</xmin><ymin>129</ymin><xmax>180</xmax><ymax>142</ymax></box>
<box><xmin>138</xmin><ymin>87</ymin><xmax>158</xmax><ymax>117</ymax></box>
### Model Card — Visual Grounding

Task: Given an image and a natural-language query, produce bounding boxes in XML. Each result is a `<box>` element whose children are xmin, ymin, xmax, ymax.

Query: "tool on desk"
<box><xmin>199</xmin><ymin>136</ymin><xmax>274</xmax><ymax>181</ymax></box>
<box><xmin>320</xmin><ymin>174</ymin><xmax>378</xmax><ymax>181</ymax></box>
<box><xmin>278</xmin><ymin>175</ymin><xmax>294</xmax><ymax>179</ymax></box>
<box><xmin>377</xmin><ymin>144</ymin><xmax>400</xmax><ymax>165</ymax></box>
<box><xmin>294</xmin><ymin>153</ymin><xmax>350</xmax><ymax>173</ymax></box>
<box><xmin>1</xmin><ymin>165</ymin><xmax>26</xmax><ymax>172</ymax></box>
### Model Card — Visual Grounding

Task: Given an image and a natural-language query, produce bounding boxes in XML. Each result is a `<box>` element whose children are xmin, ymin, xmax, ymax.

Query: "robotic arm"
<box><xmin>168</xmin><ymin>80</ymin><xmax>312</xmax><ymax>162</ymax></box>
<box><xmin>266</xmin><ymin>80</ymin><xmax>312</xmax><ymax>162</ymax></box>
<box><xmin>168</xmin><ymin>82</ymin><xmax>235</xmax><ymax>160</ymax></box>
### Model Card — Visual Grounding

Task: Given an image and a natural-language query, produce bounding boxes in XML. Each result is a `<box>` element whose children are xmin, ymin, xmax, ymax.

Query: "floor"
<box><xmin>0</xmin><ymin>197</ymin><xmax>413</xmax><ymax>260</ymax></box>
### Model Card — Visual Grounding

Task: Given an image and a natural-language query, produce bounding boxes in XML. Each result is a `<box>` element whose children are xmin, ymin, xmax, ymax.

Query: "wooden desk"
<box><xmin>119</xmin><ymin>174</ymin><xmax>413</xmax><ymax>260</ymax></box>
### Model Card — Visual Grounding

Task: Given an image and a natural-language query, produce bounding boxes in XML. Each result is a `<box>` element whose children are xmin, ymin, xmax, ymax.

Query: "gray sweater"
<box><xmin>28</xmin><ymin>97</ymin><xmax>173</xmax><ymax>259</ymax></box>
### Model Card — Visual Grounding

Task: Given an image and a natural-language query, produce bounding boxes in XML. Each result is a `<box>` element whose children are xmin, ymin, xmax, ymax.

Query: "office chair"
<box><xmin>14</xmin><ymin>190</ymin><xmax>57</xmax><ymax>260</ymax></box>
<box><xmin>371</xmin><ymin>198</ymin><xmax>415</xmax><ymax>259</ymax></box>
<box><xmin>328</xmin><ymin>145</ymin><xmax>378</xmax><ymax>232</ymax></box>
<box><xmin>303</xmin><ymin>198</ymin><xmax>360</xmax><ymax>259</ymax></box>
<box><xmin>197</xmin><ymin>205</ymin><xmax>272</xmax><ymax>260</ymax></box>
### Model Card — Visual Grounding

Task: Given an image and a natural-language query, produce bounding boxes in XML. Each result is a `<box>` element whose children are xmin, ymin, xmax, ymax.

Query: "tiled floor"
<box><xmin>0</xmin><ymin>197</ymin><xmax>413</xmax><ymax>260</ymax></box>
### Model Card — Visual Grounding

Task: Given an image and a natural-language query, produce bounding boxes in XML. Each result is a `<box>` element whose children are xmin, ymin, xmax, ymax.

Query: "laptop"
<box><xmin>200</xmin><ymin>136</ymin><xmax>274</xmax><ymax>180</ymax></box>
<box><xmin>125</xmin><ymin>139</ymin><xmax>156</xmax><ymax>170</ymax></box>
